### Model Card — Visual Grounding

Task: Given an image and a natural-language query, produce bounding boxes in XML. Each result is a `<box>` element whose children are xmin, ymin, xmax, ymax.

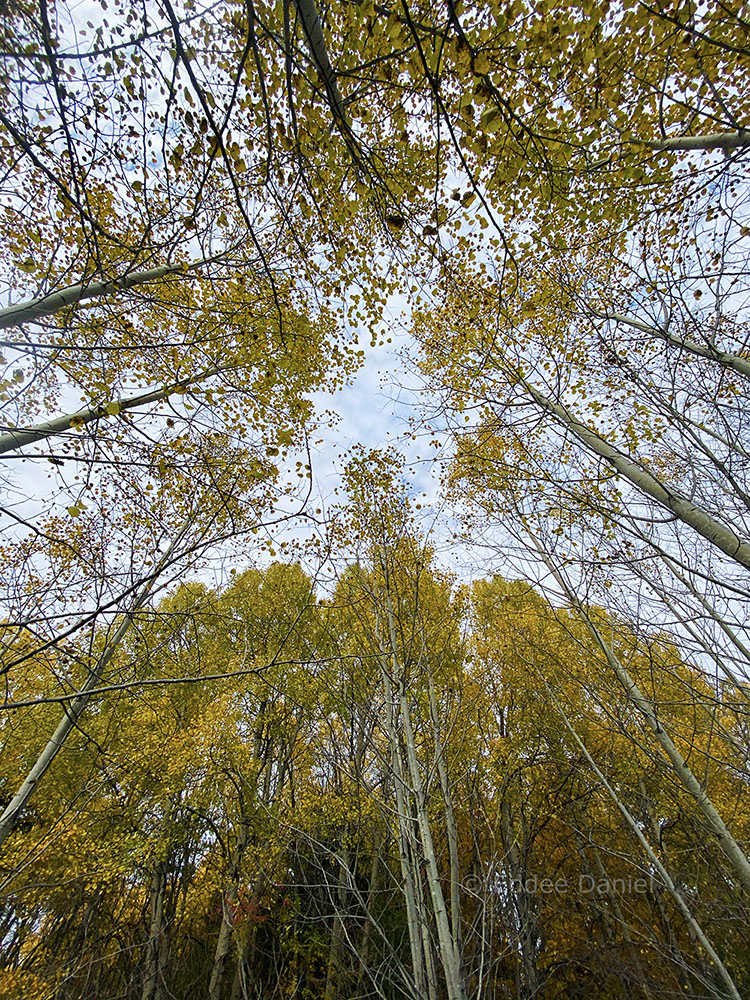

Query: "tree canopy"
<box><xmin>1</xmin><ymin>0</ymin><xmax>749</xmax><ymax>998</ymax></box>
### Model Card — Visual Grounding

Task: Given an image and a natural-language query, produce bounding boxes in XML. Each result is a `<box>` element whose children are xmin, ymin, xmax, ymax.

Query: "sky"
<box><xmin>264</xmin><ymin>299</ymin><xmax>482</xmax><ymax>583</ymax></box>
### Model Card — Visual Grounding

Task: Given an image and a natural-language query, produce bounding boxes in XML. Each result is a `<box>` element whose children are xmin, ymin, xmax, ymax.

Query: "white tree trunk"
<box><xmin>142</xmin><ymin>861</ymin><xmax>169</xmax><ymax>1000</ymax></box>
<box><xmin>0</xmin><ymin>363</ymin><xmax>236</xmax><ymax>455</ymax></box>
<box><xmin>378</xmin><ymin>643</ymin><xmax>429</xmax><ymax>1000</ymax></box>
<box><xmin>546</xmin><ymin>682</ymin><xmax>742</xmax><ymax>1000</ymax></box>
<box><xmin>0</xmin><ymin>526</ymin><xmax>188</xmax><ymax>848</ymax></box>
<box><xmin>518</xmin><ymin>374</ymin><xmax>750</xmax><ymax>568</ymax></box>
<box><xmin>209</xmin><ymin>820</ymin><xmax>250</xmax><ymax>1000</ymax></box>
<box><xmin>645</xmin><ymin>130</ymin><xmax>750</xmax><ymax>153</ymax></box>
<box><xmin>427</xmin><ymin>670</ymin><xmax>463</xmax><ymax>952</ymax></box>
<box><xmin>534</xmin><ymin>540</ymin><xmax>750</xmax><ymax>897</ymax></box>
<box><xmin>0</xmin><ymin>252</ymin><xmax>233</xmax><ymax>331</ymax></box>
<box><xmin>384</xmin><ymin>597</ymin><xmax>467</xmax><ymax>1000</ymax></box>
<box><xmin>588</xmin><ymin>308</ymin><xmax>750</xmax><ymax>380</ymax></box>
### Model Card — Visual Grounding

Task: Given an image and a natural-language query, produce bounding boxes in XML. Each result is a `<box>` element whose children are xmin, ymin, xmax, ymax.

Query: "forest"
<box><xmin>0</xmin><ymin>0</ymin><xmax>748</xmax><ymax>997</ymax></box>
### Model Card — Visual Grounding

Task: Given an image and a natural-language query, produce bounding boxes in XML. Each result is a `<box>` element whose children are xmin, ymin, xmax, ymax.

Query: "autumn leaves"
<box><xmin>1</xmin><ymin>0</ymin><xmax>749</xmax><ymax>996</ymax></box>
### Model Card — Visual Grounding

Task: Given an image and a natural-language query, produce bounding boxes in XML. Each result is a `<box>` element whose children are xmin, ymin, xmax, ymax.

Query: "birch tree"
<box><xmin>0</xmin><ymin>0</ymin><xmax>370</xmax><ymax>833</ymax></box>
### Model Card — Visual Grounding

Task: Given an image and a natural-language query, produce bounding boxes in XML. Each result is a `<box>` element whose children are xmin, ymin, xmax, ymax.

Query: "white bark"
<box><xmin>589</xmin><ymin>308</ymin><xmax>750</xmax><ymax>380</ymax></box>
<box><xmin>545</xmin><ymin>682</ymin><xmax>742</xmax><ymax>1000</ymax></box>
<box><xmin>518</xmin><ymin>374</ymin><xmax>750</xmax><ymax>569</ymax></box>
<box><xmin>0</xmin><ymin>264</ymin><xmax>183</xmax><ymax>331</ymax></box>
<box><xmin>533</xmin><ymin>540</ymin><xmax>750</xmax><ymax>897</ymax></box>
<box><xmin>399</xmin><ymin>690</ymin><xmax>465</xmax><ymax>1000</ymax></box>
<box><xmin>426</xmin><ymin>670</ymin><xmax>462</xmax><ymax>952</ymax></box>
<box><xmin>412</xmin><ymin>838</ymin><xmax>439</xmax><ymax>1000</ymax></box>
<box><xmin>500</xmin><ymin>796</ymin><xmax>540</xmax><ymax>1000</ymax></box>
<box><xmin>0</xmin><ymin>363</ymin><xmax>234</xmax><ymax>455</ymax></box>
<box><xmin>377</xmin><ymin>642</ymin><xmax>428</xmax><ymax>1000</ymax></box>
<box><xmin>0</xmin><ymin>384</ymin><xmax>174</xmax><ymax>454</ymax></box>
<box><xmin>142</xmin><ymin>861</ymin><xmax>169</xmax><ymax>1000</ymax></box>
<box><xmin>645</xmin><ymin>130</ymin><xmax>750</xmax><ymax>153</ymax></box>
<box><xmin>0</xmin><ymin>252</ymin><xmax>236</xmax><ymax>331</ymax></box>
<box><xmin>385</xmin><ymin>596</ymin><xmax>467</xmax><ymax>1000</ymax></box>
<box><xmin>292</xmin><ymin>0</ymin><xmax>347</xmax><ymax>121</ymax></box>
<box><xmin>0</xmin><ymin>526</ymin><xmax>188</xmax><ymax>848</ymax></box>
<box><xmin>209</xmin><ymin>820</ymin><xmax>250</xmax><ymax>1000</ymax></box>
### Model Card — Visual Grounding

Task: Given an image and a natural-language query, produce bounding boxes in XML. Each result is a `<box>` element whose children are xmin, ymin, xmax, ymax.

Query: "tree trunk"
<box><xmin>385</xmin><ymin>596</ymin><xmax>467</xmax><ymax>1000</ymax></box>
<box><xmin>427</xmin><ymin>669</ymin><xmax>464</xmax><ymax>955</ymax></box>
<box><xmin>378</xmin><ymin>644</ymin><xmax>429</xmax><ymax>1000</ymax></box>
<box><xmin>355</xmin><ymin>825</ymin><xmax>382</xmax><ymax>995</ymax></box>
<box><xmin>534</xmin><ymin>539</ymin><xmax>750</xmax><ymax>896</ymax></box>
<box><xmin>209</xmin><ymin>819</ymin><xmax>250</xmax><ymax>1000</ymax></box>
<box><xmin>519</xmin><ymin>375</ymin><xmax>750</xmax><ymax>569</ymax></box>
<box><xmin>499</xmin><ymin>795</ymin><xmax>539</xmax><ymax>1000</ymax></box>
<box><xmin>324</xmin><ymin>839</ymin><xmax>350</xmax><ymax>1000</ymax></box>
<box><xmin>0</xmin><ymin>526</ymin><xmax>189</xmax><ymax>850</ymax></box>
<box><xmin>229</xmin><ymin>872</ymin><xmax>266</xmax><ymax>1000</ymax></box>
<box><xmin>142</xmin><ymin>861</ymin><xmax>169</xmax><ymax>1000</ymax></box>
<box><xmin>544</xmin><ymin>680</ymin><xmax>742</xmax><ymax>1000</ymax></box>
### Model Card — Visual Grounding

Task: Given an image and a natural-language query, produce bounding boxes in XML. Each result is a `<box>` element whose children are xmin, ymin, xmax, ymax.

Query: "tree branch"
<box><xmin>589</xmin><ymin>308</ymin><xmax>750</xmax><ymax>380</ymax></box>
<box><xmin>0</xmin><ymin>364</ymin><xmax>238</xmax><ymax>455</ymax></box>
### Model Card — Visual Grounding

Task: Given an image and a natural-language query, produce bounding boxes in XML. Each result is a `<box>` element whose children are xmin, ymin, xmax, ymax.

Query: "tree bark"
<box><xmin>324</xmin><ymin>839</ymin><xmax>350</xmax><ymax>1000</ymax></box>
<box><xmin>142</xmin><ymin>861</ymin><xmax>169</xmax><ymax>1000</ymax></box>
<box><xmin>0</xmin><ymin>363</ymin><xmax>237</xmax><ymax>455</ymax></box>
<box><xmin>209</xmin><ymin>819</ymin><xmax>250</xmax><ymax>1000</ymax></box>
<box><xmin>518</xmin><ymin>375</ymin><xmax>750</xmax><ymax>569</ymax></box>
<box><xmin>588</xmin><ymin>308</ymin><xmax>750</xmax><ymax>380</ymax></box>
<box><xmin>533</xmin><ymin>539</ymin><xmax>750</xmax><ymax>897</ymax></box>
<box><xmin>645</xmin><ymin>130</ymin><xmax>750</xmax><ymax>153</ymax></box>
<box><xmin>542</xmin><ymin>679</ymin><xmax>743</xmax><ymax>1000</ymax></box>
<box><xmin>0</xmin><ymin>527</ymin><xmax>188</xmax><ymax>849</ymax></box>
<box><xmin>385</xmin><ymin>596</ymin><xmax>467</xmax><ymax>1000</ymax></box>
<box><xmin>0</xmin><ymin>253</ymin><xmax>233</xmax><ymax>331</ymax></box>
<box><xmin>378</xmin><ymin>640</ymin><xmax>429</xmax><ymax>1000</ymax></box>
<box><xmin>427</xmin><ymin>669</ymin><xmax>463</xmax><ymax>955</ymax></box>
<box><xmin>499</xmin><ymin>795</ymin><xmax>539</xmax><ymax>1000</ymax></box>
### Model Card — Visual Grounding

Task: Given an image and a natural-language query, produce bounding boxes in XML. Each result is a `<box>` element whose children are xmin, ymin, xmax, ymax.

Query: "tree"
<box><xmin>2</xmin><ymin>0</ymin><xmax>750</xmax><ymax>996</ymax></box>
<box><xmin>0</xmin><ymin>0</ymin><xmax>377</xmax><ymax>836</ymax></box>
<box><xmin>3</xmin><ymin>541</ymin><xmax>750</xmax><ymax>999</ymax></box>
<box><xmin>468</xmin><ymin>571</ymin><xmax>750</xmax><ymax>999</ymax></box>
